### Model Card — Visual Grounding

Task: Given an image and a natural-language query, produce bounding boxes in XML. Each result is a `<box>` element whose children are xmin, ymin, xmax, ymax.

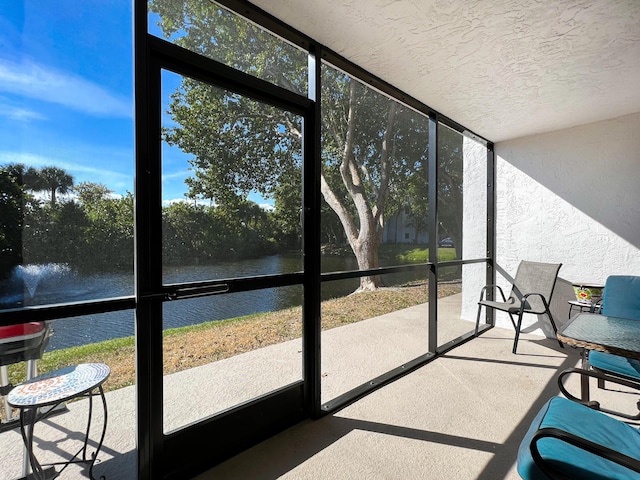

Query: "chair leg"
<box><xmin>513</xmin><ymin>311</ymin><xmax>524</xmax><ymax>354</ymax></box>
<box><xmin>475</xmin><ymin>304</ymin><xmax>483</xmax><ymax>335</ymax></box>
<box><xmin>544</xmin><ymin>305</ymin><xmax>564</xmax><ymax>350</ymax></box>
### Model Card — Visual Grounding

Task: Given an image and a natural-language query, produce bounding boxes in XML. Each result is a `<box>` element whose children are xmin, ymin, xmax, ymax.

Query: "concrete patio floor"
<box><xmin>2</xmin><ymin>296</ymin><xmax>637</xmax><ymax>479</ymax></box>
<box><xmin>195</xmin><ymin>330</ymin><xmax>577</xmax><ymax>480</ymax></box>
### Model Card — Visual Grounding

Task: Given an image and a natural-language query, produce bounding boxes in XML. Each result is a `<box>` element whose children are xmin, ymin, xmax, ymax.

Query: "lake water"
<box><xmin>2</xmin><ymin>255</ymin><xmax>427</xmax><ymax>350</ymax></box>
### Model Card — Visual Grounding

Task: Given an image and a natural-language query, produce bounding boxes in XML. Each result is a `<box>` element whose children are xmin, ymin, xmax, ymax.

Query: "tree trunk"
<box><xmin>320</xmin><ymin>173</ymin><xmax>384</xmax><ymax>291</ymax></box>
<box><xmin>320</xmin><ymin>83</ymin><xmax>398</xmax><ymax>292</ymax></box>
<box><xmin>352</xmin><ymin>233</ymin><xmax>382</xmax><ymax>292</ymax></box>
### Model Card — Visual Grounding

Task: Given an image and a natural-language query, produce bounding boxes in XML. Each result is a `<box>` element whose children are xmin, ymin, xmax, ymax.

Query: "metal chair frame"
<box><xmin>475</xmin><ymin>261</ymin><xmax>563</xmax><ymax>354</ymax></box>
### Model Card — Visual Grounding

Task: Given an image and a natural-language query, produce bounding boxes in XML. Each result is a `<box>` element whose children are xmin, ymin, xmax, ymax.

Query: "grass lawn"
<box><xmin>326</xmin><ymin>244</ymin><xmax>458</xmax><ymax>263</ymax></box>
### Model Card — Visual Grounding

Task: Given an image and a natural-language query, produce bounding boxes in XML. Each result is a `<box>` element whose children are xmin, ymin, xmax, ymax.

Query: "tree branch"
<box><xmin>321</xmin><ymin>172</ymin><xmax>358</xmax><ymax>241</ymax></box>
<box><xmin>373</xmin><ymin>101</ymin><xmax>398</xmax><ymax>227</ymax></box>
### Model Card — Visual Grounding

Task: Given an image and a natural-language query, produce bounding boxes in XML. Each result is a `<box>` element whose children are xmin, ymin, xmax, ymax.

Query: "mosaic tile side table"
<box><xmin>8</xmin><ymin>363</ymin><xmax>110</xmax><ymax>480</ymax></box>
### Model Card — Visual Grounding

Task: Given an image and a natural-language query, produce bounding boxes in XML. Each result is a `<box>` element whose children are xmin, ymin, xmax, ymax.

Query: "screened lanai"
<box><xmin>0</xmin><ymin>1</ymin><xmax>639</xmax><ymax>479</ymax></box>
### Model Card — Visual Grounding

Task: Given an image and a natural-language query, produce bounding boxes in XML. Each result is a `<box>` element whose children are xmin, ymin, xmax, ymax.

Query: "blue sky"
<box><xmin>0</xmin><ymin>1</ymin><xmax>269</xmax><ymax>206</ymax></box>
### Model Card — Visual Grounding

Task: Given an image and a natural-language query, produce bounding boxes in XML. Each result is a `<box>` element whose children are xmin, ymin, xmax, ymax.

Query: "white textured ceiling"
<box><xmin>250</xmin><ymin>0</ymin><xmax>640</xmax><ymax>143</ymax></box>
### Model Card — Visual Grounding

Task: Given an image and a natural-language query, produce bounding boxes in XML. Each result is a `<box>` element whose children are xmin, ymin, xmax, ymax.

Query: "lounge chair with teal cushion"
<box><xmin>517</xmin><ymin>396</ymin><xmax>640</xmax><ymax>479</ymax></box>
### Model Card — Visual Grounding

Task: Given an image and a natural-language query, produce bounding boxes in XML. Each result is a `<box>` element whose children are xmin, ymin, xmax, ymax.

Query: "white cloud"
<box><xmin>0</xmin><ymin>58</ymin><xmax>132</xmax><ymax>118</ymax></box>
<box><xmin>31</xmin><ymin>190</ymin><xmax>123</xmax><ymax>204</ymax></box>
<box><xmin>0</xmin><ymin>151</ymin><xmax>125</xmax><ymax>175</ymax></box>
<box><xmin>162</xmin><ymin>170</ymin><xmax>191</xmax><ymax>181</ymax></box>
<box><xmin>161</xmin><ymin>199</ymin><xmax>274</xmax><ymax>211</ymax></box>
<box><xmin>0</xmin><ymin>102</ymin><xmax>45</xmax><ymax>121</ymax></box>
<box><xmin>0</xmin><ymin>151</ymin><xmax>132</xmax><ymax>192</ymax></box>
<box><xmin>163</xmin><ymin>198</ymin><xmax>214</xmax><ymax>207</ymax></box>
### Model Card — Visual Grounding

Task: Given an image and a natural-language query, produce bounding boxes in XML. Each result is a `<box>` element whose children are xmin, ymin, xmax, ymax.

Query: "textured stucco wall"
<box><xmin>487</xmin><ymin>112</ymin><xmax>640</xmax><ymax>336</ymax></box>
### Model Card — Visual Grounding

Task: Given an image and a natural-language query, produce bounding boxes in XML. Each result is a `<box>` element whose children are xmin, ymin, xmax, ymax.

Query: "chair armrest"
<box><xmin>558</xmin><ymin>367</ymin><xmax>640</xmax><ymax>420</ymax></box>
<box><xmin>519</xmin><ymin>292</ymin><xmax>551</xmax><ymax>312</ymax></box>
<box><xmin>531</xmin><ymin>427</ymin><xmax>640</xmax><ymax>479</ymax></box>
<box><xmin>478</xmin><ymin>284</ymin><xmax>508</xmax><ymax>302</ymax></box>
<box><xmin>521</xmin><ymin>292</ymin><xmax>549</xmax><ymax>303</ymax></box>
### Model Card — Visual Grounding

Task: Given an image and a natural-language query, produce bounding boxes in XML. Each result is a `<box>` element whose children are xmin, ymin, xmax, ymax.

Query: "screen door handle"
<box><xmin>164</xmin><ymin>283</ymin><xmax>230</xmax><ymax>300</ymax></box>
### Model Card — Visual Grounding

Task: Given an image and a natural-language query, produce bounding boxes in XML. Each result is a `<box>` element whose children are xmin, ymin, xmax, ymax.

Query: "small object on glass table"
<box><xmin>567</xmin><ymin>300</ymin><xmax>602</xmax><ymax>318</ymax></box>
<box><xmin>7</xmin><ymin>363</ymin><xmax>110</xmax><ymax>480</ymax></box>
<box><xmin>572</xmin><ymin>282</ymin><xmax>604</xmax><ymax>303</ymax></box>
<box><xmin>569</xmin><ymin>282</ymin><xmax>604</xmax><ymax>319</ymax></box>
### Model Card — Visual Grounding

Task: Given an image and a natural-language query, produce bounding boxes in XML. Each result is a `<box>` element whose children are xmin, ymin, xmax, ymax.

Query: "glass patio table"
<box><xmin>557</xmin><ymin>313</ymin><xmax>640</xmax><ymax>360</ymax></box>
<box><xmin>557</xmin><ymin>313</ymin><xmax>640</xmax><ymax>399</ymax></box>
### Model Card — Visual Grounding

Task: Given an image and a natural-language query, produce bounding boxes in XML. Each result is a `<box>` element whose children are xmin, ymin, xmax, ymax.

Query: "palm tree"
<box><xmin>32</xmin><ymin>166</ymin><xmax>74</xmax><ymax>208</ymax></box>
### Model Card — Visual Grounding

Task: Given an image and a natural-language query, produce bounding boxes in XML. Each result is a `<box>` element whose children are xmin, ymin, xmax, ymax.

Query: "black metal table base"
<box><xmin>16</xmin><ymin>467</ymin><xmax>56</xmax><ymax>480</ymax></box>
<box><xmin>17</xmin><ymin>386</ymin><xmax>108</xmax><ymax>480</ymax></box>
<box><xmin>0</xmin><ymin>404</ymin><xmax>68</xmax><ymax>434</ymax></box>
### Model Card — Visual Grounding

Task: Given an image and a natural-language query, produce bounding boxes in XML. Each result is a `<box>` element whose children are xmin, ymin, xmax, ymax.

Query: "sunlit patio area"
<box><xmin>196</xmin><ymin>328</ymin><xmax>579</xmax><ymax>480</ymax></box>
<box><xmin>3</xmin><ymin>296</ymin><xmax>637</xmax><ymax>480</ymax></box>
<box><xmin>1</xmin><ymin>1</ymin><xmax>639</xmax><ymax>478</ymax></box>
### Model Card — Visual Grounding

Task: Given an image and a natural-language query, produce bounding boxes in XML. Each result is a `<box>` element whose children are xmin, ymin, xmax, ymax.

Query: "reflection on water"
<box><xmin>2</xmin><ymin>254</ymin><xmax>429</xmax><ymax>350</ymax></box>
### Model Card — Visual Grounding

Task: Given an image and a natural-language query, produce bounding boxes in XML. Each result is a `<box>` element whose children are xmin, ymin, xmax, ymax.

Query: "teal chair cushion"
<box><xmin>601</xmin><ymin>275</ymin><xmax>640</xmax><ymax>320</ymax></box>
<box><xmin>589</xmin><ymin>350</ymin><xmax>640</xmax><ymax>379</ymax></box>
<box><xmin>517</xmin><ymin>396</ymin><xmax>640</xmax><ymax>479</ymax></box>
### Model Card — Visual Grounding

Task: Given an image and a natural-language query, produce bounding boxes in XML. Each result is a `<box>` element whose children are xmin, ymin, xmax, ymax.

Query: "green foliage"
<box><xmin>0</xmin><ymin>164</ymin><xmax>26</xmax><ymax>279</ymax></box>
<box><xmin>150</xmin><ymin>0</ymin><xmax>307</xmax><ymax>94</ymax></box>
<box><xmin>438</xmin><ymin>125</ymin><xmax>464</xmax><ymax>257</ymax></box>
<box><xmin>24</xmin><ymin>165</ymin><xmax>74</xmax><ymax>208</ymax></box>
<box><xmin>271</xmin><ymin>163</ymin><xmax>302</xmax><ymax>248</ymax></box>
<box><xmin>79</xmin><ymin>187</ymin><xmax>134</xmax><ymax>270</ymax></box>
<box><xmin>378</xmin><ymin>244</ymin><xmax>458</xmax><ymax>263</ymax></box>
<box><xmin>163</xmin><ymin>199</ymin><xmax>278</xmax><ymax>264</ymax></box>
<box><xmin>24</xmin><ymin>201</ymin><xmax>90</xmax><ymax>265</ymax></box>
<box><xmin>0</xmin><ymin>163</ymin><xmax>286</xmax><ymax>274</ymax></box>
<box><xmin>18</xmin><ymin>180</ymin><xmax>134</xmax><ymax>271</ymax></box>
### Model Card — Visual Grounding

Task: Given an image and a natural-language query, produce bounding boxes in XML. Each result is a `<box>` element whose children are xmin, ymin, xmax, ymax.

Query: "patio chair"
<box><xmin>558</xmin><ymin>275</ymin><xmax>640</xmax><ymax>419</ymax></box>
<box><xmin>517</xmin><ymin>395</ymin><xmax>640</xmax><ymax>479</ymax></box>
<box><xmin>475</xmin><ymin>260</ymin><xmax>563</xmax><ymax>354</ymax></box>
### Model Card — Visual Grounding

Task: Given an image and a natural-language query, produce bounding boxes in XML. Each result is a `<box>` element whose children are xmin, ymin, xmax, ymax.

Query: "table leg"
<box><xmin>88</xmin><ymin>385</ymin><xmax>108</xmax><ymax>480</ymax></box>
<box><xmin>15</xmin><ymin>390</ymin><xmax>107</xmax><ymax>480</ymax></box>
<box><xmin>38</xmin><ymin>388</ymin><xmax>108</xmax><ymax>480</ymax></box>
<box><xmin>580</xmin><ymin>348</ymin><xmax>590</xmax><ymax>401</ymax></box>
<box><xmin>82</xmin><ymin>389</ymin><xmax>94</xmax><ymax>462</ymax></box>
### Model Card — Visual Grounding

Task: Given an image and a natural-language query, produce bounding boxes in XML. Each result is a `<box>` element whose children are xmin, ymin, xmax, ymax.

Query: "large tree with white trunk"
<box><xmin>150</xmin><ymin>1</ymin><xmax>461</xmax><ymax>291</ymax></box>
